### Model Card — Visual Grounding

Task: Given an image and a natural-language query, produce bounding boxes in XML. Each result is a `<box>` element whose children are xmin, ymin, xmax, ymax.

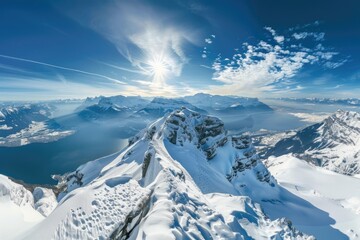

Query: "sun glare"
<box><xmin>146</xmin><ymin>55</ymin><xmax>171</xmax><ymax>85</ymax></box>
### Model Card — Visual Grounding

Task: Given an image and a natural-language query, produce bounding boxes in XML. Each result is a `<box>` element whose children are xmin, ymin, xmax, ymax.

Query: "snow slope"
<box><xmin>0</xmin><ymin>175</ymin><xmax>54</xmax><ymax>239</ymax></box>
<box><xmin>266</xmin><ymin>154</ymin><xmax>360</xmax><ymax>239</ymax></box>
<box><xmin>266</xmin><ymin>110</ymin><xmax>360</xmax><ymax>175</ymax></box>
<box><xmin>18</xmin><ymin>108</ymin><xmax>312</xmax><ymax>240</ymax></box>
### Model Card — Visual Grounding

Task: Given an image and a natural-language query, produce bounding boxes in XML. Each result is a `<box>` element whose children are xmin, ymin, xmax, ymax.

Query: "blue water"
<box><xmin>0</xmin><ymin>123</ymin><xmax>128</xmax><ymax>184</ymax></box>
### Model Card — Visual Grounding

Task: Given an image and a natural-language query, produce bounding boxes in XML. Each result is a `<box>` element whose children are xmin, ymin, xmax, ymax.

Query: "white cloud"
<box><xmin>0</xmin><ymin>76</ymin><xmax>123</xmax><ymax>101</ymax></box>
<box><xmin>274</xmin><ymin>36</ymin><xmax>285</xmax><ymax>44</ymax></box>
<box><xmin>289</xmin><ymin>112</ymin><xmax>329</xmax><ymax>122</ymax></box>
<box><xmin>66</xmin><ymin>0</ymin><xmax>200</xmax><ymax>93</ymax></box>
<box><xmin>293</xmin><ymin>32</ymin><xmax>325</xmax><ymax>41</ymax></box>
<box><xmin>209</xmin><ymin>27</ymin><xmax>344</xmax><ymax>96</ymax></box>
<box><xmin>205</xmin><ymin>38</ymin><xmax>213</xmax><ymax>44</ymax></box>
<box><xmin>0</xmin><ymin>54</ymin><xmax>126</xmax><ymax>85</ymax></box>
<box><xmin>265</xmin><ymin>27</ymin><xmax>284</xmax><ymax>44</ymax></box>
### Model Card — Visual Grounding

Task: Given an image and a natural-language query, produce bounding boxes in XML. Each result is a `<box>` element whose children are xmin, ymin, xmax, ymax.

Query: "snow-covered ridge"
<box><xmin>132</xmin><ymin>97</ymin><xmax>206</xmax><ymax>119</ymax></box>
<box><xmin>183</xmin><ymin>93</ymin><xmax>273</xmax><ymax>113</ymax></box>
<box><xmin>0</xmin><ymin>175</ymin><xmax>57</xmax><ymax>239</ymax></box>
<box><xmin>19</xmin><ymin>107</ymin><xmax>311</xmax><ymax>240</ymax></box>
<box><xmin>266</xmin><ymin>109</ymin><xmax>360</xmax><ymax>175</ymax></box>
<box><xmin>76</xmin><ymin>95</ymin><xmax>149</xmax><ymax>112</ymax></box>
<box><xmin>76</xmin><ymin>93</ymin><xmax>272</xmax><ymax>122</ymax></box>
<box><xmin>278</xmin><ymin>97</ymin><xmax>360</xmax><ymax>106</ymax></box>
<box><xmin>76</xmin><ymin>95</ymin><xmax>150</xmax><ymax>120</ymax></box>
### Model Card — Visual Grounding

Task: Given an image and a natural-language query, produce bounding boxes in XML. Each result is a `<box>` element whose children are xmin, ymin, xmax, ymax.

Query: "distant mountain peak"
<box><xmin>267</xmin><ymin>109</ymin><xmax>360</xmax><ymax>175</ymax></box>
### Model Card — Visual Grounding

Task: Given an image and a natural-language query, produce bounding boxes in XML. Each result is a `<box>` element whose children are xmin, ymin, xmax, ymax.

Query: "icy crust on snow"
<box><xmin>268</xmin><ymin>110</ymin><xmax>360</xmax><ymax>175</ymax></box>
<box><xmin>22</xmin><ymin>108</ymin><xmax>311</xmax><ymax>240</ymax></box>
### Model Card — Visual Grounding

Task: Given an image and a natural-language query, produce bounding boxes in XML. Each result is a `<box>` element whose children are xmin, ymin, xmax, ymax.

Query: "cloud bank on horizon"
<box><xmin>0</xmin><ymin>0</ymin><xmax>359</xmax><ymax>100</ymax></box>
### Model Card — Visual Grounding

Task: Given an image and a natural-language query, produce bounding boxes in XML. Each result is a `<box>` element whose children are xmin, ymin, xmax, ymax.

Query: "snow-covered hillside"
<box><xmin>266</xmin><ymin>154</ymin><xmax>360</xmax><ymax>239</ymax></box>
<box><xmin>0</xmin><ymin>175</ymin><xmax>57</xmax><ymax>239</ymax></box>
<box><xmin>15</xmin><ymin>108</ymin><xmax>312</xmax><ymax>240</ymax></box>
<box><xmin>266</xmin><ymin>110</ymin><xmax>360</xmax><ymax>175</ymax></box>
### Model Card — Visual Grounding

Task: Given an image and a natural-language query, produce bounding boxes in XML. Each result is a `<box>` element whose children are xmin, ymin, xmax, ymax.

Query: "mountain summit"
<box><xmin>15</xmin><ymin>108</ymin><xmax>311</xmax><ymax>240</ymax></box>
<box><xmin>267</xmin><ymin>110</ymin><xmax>360</xmax><ymax>175</ymax></box>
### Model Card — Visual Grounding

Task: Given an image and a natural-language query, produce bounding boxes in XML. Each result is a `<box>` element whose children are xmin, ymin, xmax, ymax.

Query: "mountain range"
<box><xmin>277</xmin><ymin>98</ymin><xmax>360</xmax><ymax>107</ymax></box>
<box><xmin>266</xmin><ymin>110</ymin><xmax>360</xmax><ymax>176</ymax></box>
<box><xmin>0</xmin><ymin>108</ymin><xmax>316</xmax><ymax>240</ymax></box>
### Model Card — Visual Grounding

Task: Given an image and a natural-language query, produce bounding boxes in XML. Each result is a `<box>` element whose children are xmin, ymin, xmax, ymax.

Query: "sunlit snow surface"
<box><xmin>0</xmin><ymin>175</ymin><xmax>49</xmax><ymax>239</ymax></box>
<box><xmin>266</xmin><ymin>155</ymin><xmax>360</xmax><ymax>239</ymax></box>
<box><xmin>3</xmin><ymin>108</ymin><xmax>313</xmax><ymax>240</ymax></box>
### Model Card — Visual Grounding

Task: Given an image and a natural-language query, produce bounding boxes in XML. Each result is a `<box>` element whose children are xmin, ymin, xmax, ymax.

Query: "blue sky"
<box><xmin>0</xmin><ymin>0</ymin><xmax>359</xmax><ymax>100</ymax></box>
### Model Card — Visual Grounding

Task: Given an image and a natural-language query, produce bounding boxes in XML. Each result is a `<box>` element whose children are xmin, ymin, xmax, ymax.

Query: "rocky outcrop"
<box><xmin>228</xmin><ymin>135</ymin><xmax>274</xmax><ymax>186</ymax></box>
<box><xmin>164</xmin><ymin>108</ymin><xmax>228</xmax><ymax>159</ymax></box>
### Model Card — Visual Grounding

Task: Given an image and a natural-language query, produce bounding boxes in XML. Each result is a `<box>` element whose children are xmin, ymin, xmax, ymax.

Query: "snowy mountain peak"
<box><xmin>317</xmin><ymin>110</ymin><xmax>360</xmax><ymax>147</ymax></box>
<box><xmin>11</xmin><ymin>108</ymin><xmax>313</xmax><ymax>240</ymax></box>
<box><xmin>267</xmin><ymin>109</ymin><xmax>360</xmax><ymax>175</ymax></box>
<box><xmin>162</xmin><ymin>108</ymin><xmax>227</xmax><ymax>159</ymax></box>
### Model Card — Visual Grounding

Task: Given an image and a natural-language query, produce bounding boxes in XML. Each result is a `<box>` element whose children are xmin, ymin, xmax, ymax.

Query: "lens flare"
<box><xmin>144</xmin><ymin>54</ymin><xmax>172</xmax><ymax>86</ymax></box>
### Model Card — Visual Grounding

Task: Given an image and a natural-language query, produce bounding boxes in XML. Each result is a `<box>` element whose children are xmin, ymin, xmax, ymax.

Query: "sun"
<box><xmin>146</xmin><ymin>54</ymin><xmax>171</xmax><ymax>85</ymax></box>
<box><xmin>149</xmin><ymin>58</ymin><xmax>167</xmax><ymax>77</ymax></box>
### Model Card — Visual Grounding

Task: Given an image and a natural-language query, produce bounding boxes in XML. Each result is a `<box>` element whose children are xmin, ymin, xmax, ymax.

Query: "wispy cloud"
<box><xmin>293</xmin><ymin>32</ymin><xmax>325</xmax><ymax>41</ymax></box>
<box><xmin>68</xmin><ymin>0</ymin><xmax>200</xmax><ymax>90</ymax></box>
<box><xmin>0</xmin><ymin>54</ymin><xmax>126</xmax><ymax>85</ymax></box>
<box><xmin>0</xmin><ymin>76</ymin><xmax>124</xmax><ymax>101</ymax></box>
<box><xmin>208</xmin><ymin>26</ymin><xmax>346</xmax><ymax>96</ymax></box>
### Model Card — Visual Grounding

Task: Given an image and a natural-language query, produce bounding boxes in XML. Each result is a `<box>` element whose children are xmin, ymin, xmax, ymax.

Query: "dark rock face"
<box><xmin>164</xmin><ymin>108</ymin><xmax>228</xmax><ymax>159</ymax></box>
<box><xmin>232</xmin><ymin>135</ymin><xmax>251</xmax><ymax>149</ymax></box>
<box><xmin>227</xmin><ymin>135</ymin><xmax>274</xmax><ymax>185</ymax></box>
<box><xmin>142</xmin><ymin>147</ymin><xmax>154</xmax><ymax>178</ymax></box>
<box><xmin>110</xmin><ymin>192</ymin><xmax>152</xmax><ymax>240</ymax></box>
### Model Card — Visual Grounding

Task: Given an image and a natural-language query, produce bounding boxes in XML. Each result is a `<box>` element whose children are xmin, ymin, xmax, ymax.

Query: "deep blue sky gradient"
<box><xmin>0</xmin><ymin>0</ymin><xmax>359</xmax><ymax>100</ymax></box>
